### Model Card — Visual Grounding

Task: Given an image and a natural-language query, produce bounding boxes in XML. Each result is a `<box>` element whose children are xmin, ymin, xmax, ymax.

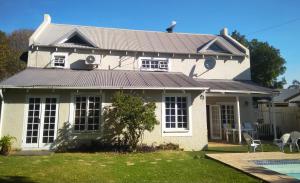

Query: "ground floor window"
<box><xmin>164</xmin><ymin>96</ymin><xmax>189</xmax><ymax>130</ymax></box>
<box><xmin>74</xmin><ymin>96</ymin><xmax>101</xmax><ymax>131</ymax></box>
<box><xmin>221</xmin><ymin>104</ymin><xmax>235</xmax><ymax>128</ymax></box>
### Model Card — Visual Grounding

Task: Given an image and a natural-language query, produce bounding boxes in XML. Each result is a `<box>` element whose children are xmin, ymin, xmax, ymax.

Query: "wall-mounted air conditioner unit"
<box><xmin>85</xmin><ymin>55</ymin><xmax>101</xmax><ymax>65</ymax></box>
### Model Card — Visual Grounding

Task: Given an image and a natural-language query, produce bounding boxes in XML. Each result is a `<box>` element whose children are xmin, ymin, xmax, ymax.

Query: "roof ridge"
<box><xmin>50</xmin><ymin>23</ymin><xmax>217</xmax><ymax>37</ymax></box>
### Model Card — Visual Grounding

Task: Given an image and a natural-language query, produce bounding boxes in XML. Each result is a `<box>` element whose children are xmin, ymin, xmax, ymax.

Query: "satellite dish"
<box><xmin>86</xmin><ymin>55</ymin><xmax>96</xmax><ymax>64</ymax></box>
<box><xmin>204</xmin><ymin>57</ymin><xmax>216</xmax><ymax>70</ymax></box>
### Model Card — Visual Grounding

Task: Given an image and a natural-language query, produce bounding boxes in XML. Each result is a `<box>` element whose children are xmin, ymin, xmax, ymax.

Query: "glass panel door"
<box><xmin>210</xmin><ymin>105</ymin><xmax>222</xmax><ymax>139</ymax></box>
<box><xmin>23</xmin><ymin>97</ymin><xmax>58</xmax><ymax>149</ymax></box>
<box><xmin>40</xmin><ymin>98</ymin><xmax>57</xmax><ymax>147</ymax></box>
<box><xmin>221</xmin><ymin>105</ymin><xmax>235</xmax><ymax>128</ymax></box>
<box><xmin>24</xmin><ymin>98</ymin><xmax>41</xmax><ymax>148</ymax></box>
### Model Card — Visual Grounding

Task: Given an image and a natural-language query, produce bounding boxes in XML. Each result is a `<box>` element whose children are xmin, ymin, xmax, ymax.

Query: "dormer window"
<box><xmin>51</xmin><ymin>52</ymin><xmax>68</xmax><ymax>68</ymax></box>
<box><xmin>140</xmin><ymin>57</ymin><xmax>169</xmax><ymax>71</ymax></box>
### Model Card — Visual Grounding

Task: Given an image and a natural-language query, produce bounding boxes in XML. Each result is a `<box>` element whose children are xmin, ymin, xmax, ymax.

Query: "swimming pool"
<box><xmin>253</xmin><ymin>159</ymin><xmax>300</xmax><ymax>180</ymax></box>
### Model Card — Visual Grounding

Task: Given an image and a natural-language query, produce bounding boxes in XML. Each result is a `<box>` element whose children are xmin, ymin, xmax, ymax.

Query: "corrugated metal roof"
<box><xmin>0</xmin><ymin>68</ymin><xmax>205</xmax><ymax>90</ymax></box>
<box><xmin>0</xmin><ymin>68</ymin><xmax>272</xmax><ymax>94</ymax></box>
<box><xmin>289</xmin><ymin>94</ymin><xmax>300</xmax><ymax>103</ymax></box>
<box><xmin>195</xmin><ymin>79</ymin><xmax>272</xmax><ymax>94</ymax></box>
<box><xmin>274</xmin><ymin>89</ymin><xmax>300</xmax><ymax>103</ymax></box>
<box><xmin>34</xmin><ymin>23</ymin><xmax>245</xmax><ymax>56</ymax></box>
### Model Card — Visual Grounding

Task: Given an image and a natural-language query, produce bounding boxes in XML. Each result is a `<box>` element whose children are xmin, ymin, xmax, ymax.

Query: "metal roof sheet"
<box><xmin>34</xmin><ymin>24</ymin><xmax>245</xmax><ymax>56</ymax></box>
<box><xmin>0</xmin><ymin>68</ymin><xmax>204</xmax><ymax>90</ymax></box>
<box><xmin>195</xmin><ymin>79</ymin><xmax>272</xmax><ymax>94</ymax></box>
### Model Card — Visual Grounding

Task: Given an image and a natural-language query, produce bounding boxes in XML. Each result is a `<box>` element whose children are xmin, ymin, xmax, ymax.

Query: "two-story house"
<box><xmin>0</xmin><ymin>14</ymin><xmax>272</xmax><ymax>150</ymax></box>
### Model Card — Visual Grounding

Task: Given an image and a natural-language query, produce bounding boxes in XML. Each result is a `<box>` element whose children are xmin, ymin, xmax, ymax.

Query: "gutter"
<box><xmin>0</xmin><ymin>86</ymin><xmax>209</xmax><ymax>91</ymax></box>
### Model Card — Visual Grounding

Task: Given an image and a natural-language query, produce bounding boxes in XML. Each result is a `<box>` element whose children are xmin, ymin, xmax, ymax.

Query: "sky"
<box><xmin>0</xmin><ymin>0</ymin><xmax>299</xmax><ymax>87</ymax></box>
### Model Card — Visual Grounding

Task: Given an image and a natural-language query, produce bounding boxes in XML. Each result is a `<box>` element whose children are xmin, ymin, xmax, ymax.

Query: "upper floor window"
<box><xmin>139</xmin><ymin>57</ymin><xmax>169</xmax><ymax>71</ymax></box>
<box><xmin>51</xmin><ymin>52</ymin><xmax>68</xmax><ymax>68</ymax></box>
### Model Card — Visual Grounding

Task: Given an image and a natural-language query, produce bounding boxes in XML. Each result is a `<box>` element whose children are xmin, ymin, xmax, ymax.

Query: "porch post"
<box><xmin>271</xmin><ymin>96</ymin><xmax>277</xmax><ymax>139</ymax></box>
<box><xmin>236</xmin><ymin>96</ymin><xmax>242</xmax><ymax>144</ymax></box>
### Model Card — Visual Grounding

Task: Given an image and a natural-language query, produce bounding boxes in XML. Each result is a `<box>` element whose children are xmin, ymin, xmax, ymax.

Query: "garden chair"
<box><xmin>273</xmin><ymin>133</ymin><xmax>290</xmax><ymax>152</ymax></box>
<box><xmin>243</xmin><ymin>132</ymin><xmax>263</xmax><ymax>152</ymax></box>
<box><xmin>223</xmin><ymin>123</ymin><xmax>233</xmax><ymax>142</ymax></box>
<box><xmin>290</xmin><ymin>131</ymin><xmax>300</xmax><ymax>152</ymax></box>
<box><xmin>242</xmin><ymin>122</ymin><xmax>257</xmax><ymax>138</ymax></box>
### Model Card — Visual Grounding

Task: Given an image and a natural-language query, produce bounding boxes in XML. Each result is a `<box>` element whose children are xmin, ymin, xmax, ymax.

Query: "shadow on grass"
<box><xmin>0</xmin><ymin>176</ymin><xmax>36</xmax><ymax>183</ymax></box>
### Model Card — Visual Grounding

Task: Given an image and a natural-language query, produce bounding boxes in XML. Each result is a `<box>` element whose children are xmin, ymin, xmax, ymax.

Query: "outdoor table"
<box><xmin>225</xmin><ymin>128</ymin><xmax>238</xmax><ymax>143</ymax></box>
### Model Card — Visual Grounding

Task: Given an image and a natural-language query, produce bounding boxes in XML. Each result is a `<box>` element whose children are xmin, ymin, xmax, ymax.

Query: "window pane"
<box><xmin>141</xmin><ymin>59</ymin><xmax>168</xmax><ymax>71</ymax></box>
<box><xmin>74</xmin><ymin>96</ymin><xmax>101</xmax><ymax>131</ymax></box>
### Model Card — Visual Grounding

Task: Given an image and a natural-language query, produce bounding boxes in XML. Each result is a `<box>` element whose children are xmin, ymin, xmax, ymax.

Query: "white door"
<box><xmin>23</xmin><ymin>97</ymin><xmax>58</xmax><ymax>149</ymax></box>
<box><xmin>210</xmin><ymin>105</ymin><xmax>222</xmax><ymax>139</ymax></box>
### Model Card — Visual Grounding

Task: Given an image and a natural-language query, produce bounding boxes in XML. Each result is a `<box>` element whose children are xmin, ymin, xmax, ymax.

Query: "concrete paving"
<box><xmin>206</xmin><ymin>152</ymin><xmax>300</xmax><ymax>183</ymax></box>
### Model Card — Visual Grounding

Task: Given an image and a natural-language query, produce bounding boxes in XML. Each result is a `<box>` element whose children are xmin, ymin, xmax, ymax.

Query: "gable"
<box><xmin>64</xmin><ymin>34</ymin><xmax>94</xmax><ymax>47</ymax></box>
<box><xmin>51</xmin><ymin>28</ymin><xmax>97</xmax><ymax>48</ymax></box>
<box><xmin>198</xmin><ymin>37</ymin><xmax>238</xmax><ymax>55</ymax></box>
<box><xmin>206</xmin><ymin>43</ymin><xmax>231</xmax><ymax>54</ymax></box>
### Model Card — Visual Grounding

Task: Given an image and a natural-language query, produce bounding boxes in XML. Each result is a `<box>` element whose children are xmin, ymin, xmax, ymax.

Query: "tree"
<box><xmin>288</xmin><ymin>80</ymin><xmax>300</xmax><ymax>89</ymax></box>
<box><xmin>231</xmin><ymin>31</ymin><xmax>286</xmax><ymax>88</ymax></box>
<box><xmin>8</xmin><ymin>29</ymin><xmax>33</xmax><ymax>52</ymax></box>
<box><xmin>0</xmin><ymin>29</ymin><xmax>32</xmax><ymax>81</ymax></box>
<box><xmin>102</xmin><ymin>92</ymin><xmax>159</xmax><ymax>151</ymax></box>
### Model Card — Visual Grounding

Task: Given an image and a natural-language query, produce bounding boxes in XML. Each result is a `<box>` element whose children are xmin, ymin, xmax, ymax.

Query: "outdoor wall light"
<box><xmin>200</xmin><ymin>94</ymin><xmax>205</xmax><ymax>100</ymax></box>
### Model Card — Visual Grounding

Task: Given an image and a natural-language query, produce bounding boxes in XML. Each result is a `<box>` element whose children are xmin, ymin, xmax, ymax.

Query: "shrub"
<box><xmin>102</xmin><ymin>91</ymin><xmax>159</xmax><ymax>152</ymax></box>
<box><xmin>0</xmin><ymin>135</ymin><xmax>16</xmax><ymax>155</ymax></box>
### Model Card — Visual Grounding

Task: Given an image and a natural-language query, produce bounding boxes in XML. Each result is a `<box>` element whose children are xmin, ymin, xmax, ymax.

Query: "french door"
<box><xmin>23</xmin><ymin>97</ymin><xmax>58</xmax><ymax>149</ymax></box>
<box><xmin>209</xmin><ymin>105</ymin><xmax>222</xmax><ymax>139</ymax></box>
<box><xmin>221</xmin><ymin>104</ymin><xmax>235</xmax><ymax>128</ymax></box>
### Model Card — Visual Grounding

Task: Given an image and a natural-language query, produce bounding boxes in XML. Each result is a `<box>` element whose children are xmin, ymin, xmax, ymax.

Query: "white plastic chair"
<box><xmin>274</xmin><ymin>133</ymin><xmax>290</xmax><ymax>152</ymax></box>
<box><xmin>243</xmin><ymin>132</ymin><xmax>263</xmax><ymax>152</ymax></box>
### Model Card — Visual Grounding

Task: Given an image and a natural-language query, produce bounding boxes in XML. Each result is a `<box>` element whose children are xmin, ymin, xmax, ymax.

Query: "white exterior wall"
<box><xmin>1</xmin><ymin>89</ymin><xmax>206</xmax><ymax>151</ymax></box>
<box><xmin>27</xmin><ymin>48</ymin><xmax>251</xmax><ymax>80</ymax></box>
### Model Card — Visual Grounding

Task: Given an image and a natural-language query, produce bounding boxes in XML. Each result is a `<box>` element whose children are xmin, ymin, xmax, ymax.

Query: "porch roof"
<box><xmin>0</xmin><ymin>68</ymin><xmax>206</xmax><ymax>90</ymax></box>
<box><xmin>195</xmin><ymin>79</ymin><xmax>272</xmax><ymax>95</ymax></box>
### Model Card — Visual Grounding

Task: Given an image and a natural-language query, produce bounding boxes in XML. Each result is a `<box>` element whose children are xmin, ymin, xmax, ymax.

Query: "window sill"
<box><xmin>71</xmin><ymin>130</ymin><xmax>101</xmax><ymax>135</ymax></box>
<box><xmin>162</xmin><ymin>130</ymin><xmax>192</xmax><ymax>137</ymax></box>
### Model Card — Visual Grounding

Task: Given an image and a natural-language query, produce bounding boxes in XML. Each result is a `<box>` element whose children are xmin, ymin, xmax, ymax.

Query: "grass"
<box><xmin>0</xmin><ymin>143</ymin><xmax>285</xmax><ymax>183</ymax></box>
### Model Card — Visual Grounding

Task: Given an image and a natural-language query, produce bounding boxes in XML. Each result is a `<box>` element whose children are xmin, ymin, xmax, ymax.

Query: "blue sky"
<box><xmin>0</xmin><ymin>0</ymin><xmax>299</xmax><ymax>87</ymax></box>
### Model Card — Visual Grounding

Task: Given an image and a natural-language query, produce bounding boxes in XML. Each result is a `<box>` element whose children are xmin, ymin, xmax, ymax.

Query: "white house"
<box><xmin>0</xmin><ymin>14</ymin><xmax>272</xmax><ymax>151</ymax></box>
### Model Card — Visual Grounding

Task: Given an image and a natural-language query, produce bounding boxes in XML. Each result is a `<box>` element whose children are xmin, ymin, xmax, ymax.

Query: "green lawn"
<box><xmin>0</xmin><ymin>144</ymin><xmax>283</xmax><ymax>183</ymax></box>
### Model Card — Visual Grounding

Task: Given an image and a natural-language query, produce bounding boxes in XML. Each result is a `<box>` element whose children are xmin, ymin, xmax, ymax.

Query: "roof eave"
<box><xmin>32</xmin><ymin>44</ymin><xmax>246</xmax><ymax>57</ymax></box>
<box><xmin>0</xmin><ymin>86</ymin><xmax>208</xmax><ymax>91</ymax></box>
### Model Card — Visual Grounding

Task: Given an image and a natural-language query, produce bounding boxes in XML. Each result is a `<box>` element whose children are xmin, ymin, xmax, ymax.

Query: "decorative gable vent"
<box><xmin>198</xmin><ymin>37</ymin><xmax>235</xmax><ymax>55</ymax></box>
<box><xmin>51</xmin><ymin>29</ymin><xmax>98</xmax><ymax>48</ymax></box>
<box><xmin>64</xmin><ymin>34</ymin><xmax>94</xmax><ymax>47</ymax></box>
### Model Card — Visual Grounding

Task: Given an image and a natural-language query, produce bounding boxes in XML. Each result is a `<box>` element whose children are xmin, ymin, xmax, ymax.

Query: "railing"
<box><xmin>256</xmin><ymin>123</ymin><xmax>281</xmax><ymax>140</ymax></box>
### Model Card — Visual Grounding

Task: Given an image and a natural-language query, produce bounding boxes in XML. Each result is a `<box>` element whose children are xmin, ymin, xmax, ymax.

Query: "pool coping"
<box><xmin>206</xmin><ymin>152</ymin><xmax>300</xmax><ymax>183</ymax></box>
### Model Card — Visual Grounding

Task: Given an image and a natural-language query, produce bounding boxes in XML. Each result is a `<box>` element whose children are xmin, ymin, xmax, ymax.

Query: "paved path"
<box><xmin>206</xmin><ymin>152</ymin><xmax>300</xmax><ymax>183</ymax></box>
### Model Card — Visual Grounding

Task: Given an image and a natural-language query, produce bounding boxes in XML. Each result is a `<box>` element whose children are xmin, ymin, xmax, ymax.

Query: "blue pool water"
<box><xmin>253</xmin><ymin>159</ymin><xmax>300</xmax><ymax>180</ymax></box>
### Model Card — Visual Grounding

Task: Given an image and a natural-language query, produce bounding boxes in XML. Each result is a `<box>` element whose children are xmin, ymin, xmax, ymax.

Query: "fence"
<box><xmin>257</xmin><ymin>106</ymin><xmax>300</xmax><ymax>137</ymax></box>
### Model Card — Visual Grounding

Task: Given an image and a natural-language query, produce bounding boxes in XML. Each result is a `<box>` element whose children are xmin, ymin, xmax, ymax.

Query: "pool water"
<box><xmin>253</xmin><ymin>160</ymin><xmax>300</xmax><ymax>180</ymax></box>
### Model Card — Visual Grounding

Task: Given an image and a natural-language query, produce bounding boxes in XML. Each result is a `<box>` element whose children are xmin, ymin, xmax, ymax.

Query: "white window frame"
<box><xmin>217</xmin><ymin>102</ymin><xmax>236</xmax><ymax>128</ymax></box>
<box><xmin>69</xmin><ymin>92</ymin><xmax>105</xmax><ymax>134</ymax></box>
<box><xmin>139</xmin><ymin>57</ymin><xmax>170</xmax><ymax>72</ymax></box>
<box><xmin>162</xmin><ymin>93</ymin><xmax>192</xmax><ymax>136</ymax></box>
<box><xmin>51</xmin><ymin>52</ymin><xmax>69</xmax><ymax>68</ymax></box>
